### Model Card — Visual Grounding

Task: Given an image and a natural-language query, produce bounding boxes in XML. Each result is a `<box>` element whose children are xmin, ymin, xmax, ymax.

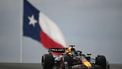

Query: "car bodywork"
<box><xmin>42</xmin><ymin>46</ymin><xmax>110</xmax><ymax>69</ymax></box>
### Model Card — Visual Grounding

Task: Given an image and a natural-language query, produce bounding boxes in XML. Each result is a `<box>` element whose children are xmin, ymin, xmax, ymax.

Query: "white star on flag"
<box><xmin>24</xmin><ymin>0</ymin><xmax>67</xmax><ymax>50</ymax></box>
<box><xmin>28</xmin><ymin>15</ymin><xmax>37</xmax><ymax>27</ymax></box>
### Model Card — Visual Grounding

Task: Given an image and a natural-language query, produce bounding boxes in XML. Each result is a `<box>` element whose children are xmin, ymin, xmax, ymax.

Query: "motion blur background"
<box><xmin>0</xmin><ymin>0</ymin><xmax>121</xmax><ymax>64</ymax></box>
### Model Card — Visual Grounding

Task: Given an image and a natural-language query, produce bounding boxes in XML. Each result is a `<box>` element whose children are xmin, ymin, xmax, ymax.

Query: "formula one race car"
<box><xmin>42</xmin><ymin>45</ymin><xmax>110</xmax><ymax>69</ymax></box>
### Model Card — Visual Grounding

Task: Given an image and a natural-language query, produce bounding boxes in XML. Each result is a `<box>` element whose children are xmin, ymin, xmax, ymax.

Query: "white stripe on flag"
<box><xmin>39</xmin><ymin>13</ymin><xmax>67</xmax><ymax>47</ymax></box>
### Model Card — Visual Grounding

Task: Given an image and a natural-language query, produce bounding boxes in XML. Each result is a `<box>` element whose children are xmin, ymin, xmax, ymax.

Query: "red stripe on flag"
<box><xmin>40</xmin><ymin>31</ymin><xmax>64</xmax><ymax>49</ymax></box>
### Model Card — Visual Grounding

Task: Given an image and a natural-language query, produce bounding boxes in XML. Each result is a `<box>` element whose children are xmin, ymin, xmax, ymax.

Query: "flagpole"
<box><xmin>20</xmin><ymin>22</ymin><xmax>22</xmax><ymax>62</ymax></box>
<box><xmin>20</xmin><ymin>0</ymin><xmax>23</xmax><ymax>63</ymax></box>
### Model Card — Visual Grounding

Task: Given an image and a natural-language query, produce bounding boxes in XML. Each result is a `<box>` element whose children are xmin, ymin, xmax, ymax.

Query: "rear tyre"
<box><xmin>94</xmin><ymin>65</ymin><xmax>103</xmax><ymax>69</ymax></box>
<box><xmin>63</xmin><ymin>55</ymin><xmax>73</xmax><ymax>69</ymax></box>
<box><xmin>42</xmin><ymin>54</ymin><xmax>54</xmax><ymax>69</ymax></box>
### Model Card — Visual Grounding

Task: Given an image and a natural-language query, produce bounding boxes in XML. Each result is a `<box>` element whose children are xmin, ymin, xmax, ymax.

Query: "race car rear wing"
<box><xmin>49</xmin><ymin>48</ymin><xmax>65</xmax><ymax>53</ymax></box>
<box><xmin>48</xmin><ymin>45</ymin><xmax>75</xmax><ymax>53</ymax></box>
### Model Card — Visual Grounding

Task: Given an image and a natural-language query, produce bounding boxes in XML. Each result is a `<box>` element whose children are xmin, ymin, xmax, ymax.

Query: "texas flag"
<box><xmin>23</xmin><ymin>0</ymin><xmax>67</xmax><ymax>49</ymax></box>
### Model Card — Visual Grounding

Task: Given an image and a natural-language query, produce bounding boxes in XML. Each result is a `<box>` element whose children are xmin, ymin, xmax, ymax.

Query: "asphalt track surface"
<box><xmin>0</xmin><ymin>63</ymin><xmax>122</xmax><ymax>69</ymax></box>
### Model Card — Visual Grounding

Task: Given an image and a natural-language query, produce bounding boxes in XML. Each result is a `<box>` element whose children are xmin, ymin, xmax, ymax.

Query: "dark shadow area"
<box><xmin>0</xmin><ymin>63</ymin><xmax>122</xmax><ymax>69</ymax></box>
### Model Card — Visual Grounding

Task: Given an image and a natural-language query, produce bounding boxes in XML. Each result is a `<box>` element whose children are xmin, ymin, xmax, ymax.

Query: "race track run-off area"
<box><xmin>0</xmin><ymin>63</ymin><xmax>122</xmax><ymax>69</ymax></box>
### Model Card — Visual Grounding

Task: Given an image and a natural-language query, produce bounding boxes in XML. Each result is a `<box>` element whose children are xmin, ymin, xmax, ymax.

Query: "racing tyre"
<box><xmin>42</xmin><ymin>54</ymin><xmax>54</xmax><ymax>69</ymax></box>
<box><xmin>63</xmin><ymin>55</ymin><xmax>73</xmax><ymax>69</ymax></box>
<box><xmin>95</xmin><ymin>55</ymin><xmax>109</xmax><ymax>69</ymax></box>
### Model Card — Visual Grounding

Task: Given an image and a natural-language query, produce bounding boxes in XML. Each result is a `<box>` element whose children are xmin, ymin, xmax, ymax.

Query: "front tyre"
<box><xmin>95</xmin><ymin>55</ymin><xmax>109</xmax><ymax>69</ymax></box>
